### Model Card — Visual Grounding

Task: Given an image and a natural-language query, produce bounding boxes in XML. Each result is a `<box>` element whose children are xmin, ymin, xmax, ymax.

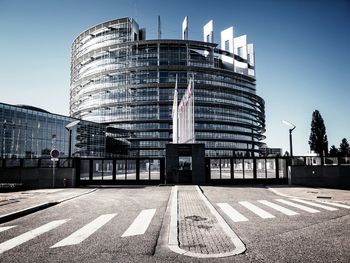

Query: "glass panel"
<box><xmin>210</xmin><ymin>159</ymin><xmax>220</xmax><ymax>179</ymax></box>
<box><xmin>103</xmin><ymin>160</ymin><xmax>113</xmax><ymax>180</ymax></box>
<box><xmin>40</xmin><ymin>159</ymin><xmax>53</xmax><ymax>168</ymax></box>
<box><xmin>266</xmin><ymin>159</ymin><xmax>276</xmax><ymax>179</ymax></box>
<box><xmin>340</xmin><ymin>157</ymin><xmax>350</xmax><ymax>165</ymax></box>
<box><xmin>292</xmin><ymin>157</ymin><xmax>305</xmax><ymax>166</ymax></box>
<box><xmin>306</xmin><ymin>157</ymin><xmax>321</xmax><ymax>166</ymax></box>
<box><xmin>139</xmin><ymin>159</ymin><xmax>150</xmax><ymax>180</ymax></box>
<box><xmin>116</xmin><ymin>160</ymin><xmax>126</xmax><ymax>180</ymax></box>
<box><xmin>80</xmin><ymin>160</ymin><xmax>90</xmax><ymax>180</ymax></box>
<box><xmin>150</xmin><ymin>159</ymin><xmax>160</xmax><ymax>180</ymax></box>
<box><xmin>278</xmin><ymin>159</ymin><xmax>287</xmax><ymax>178</ymax></box>
<box><xmin>23</xmin><ymin>159</ymin><xmax>38</xmax><ymax>168</ymax></box>
<box><xmin>93</xmin><ymin>160</ymin><xmax>103</xmax><ymax>180</ymax></box>
<box><xmin>126</xmin><ymin>159</ymin><xmax>136</xmax><ymax>180</ymax></box>
<box><xmin>244</xmin><ymin>159</ymin><xmax>254</xmax><ymax>179</ymax></box>
<box><xmin>59</xmin><ymin>159</ymin><xmax>72</xmax><ymax>168</ymax></box>
<box><xmin>179</xmin><ymin>156</ymin><xmax>192</xmax><ymax>171</ymax></box>
<box><xmin>221</xmin><ymin>159</ymin><xmax>231</xmax><ymax>179</ymax></box>
<box><xmin>233</xmin><ymin>159</ymin><xmax>244</xmax><ymax>179</ymax></box>
<box><xmin>256</xmin><ymin>159</ymin><xmax>266</xmax><ymax>179</ymax></box>
<box><xmin>324</xmin><ymin>157</ymin><xmax>338</xmax><ymax>166</ymax></box>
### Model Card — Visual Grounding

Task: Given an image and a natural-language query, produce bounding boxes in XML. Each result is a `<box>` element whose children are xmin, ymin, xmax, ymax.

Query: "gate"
<box><xmin>205</xmin><ymin>157</ymin><xmax>288</xmax><ymax>184</ymax></box>
<box><xmin>76</xmin><ymin>158</ymin><xmax>165</xmax><ymax>186</ymax></box>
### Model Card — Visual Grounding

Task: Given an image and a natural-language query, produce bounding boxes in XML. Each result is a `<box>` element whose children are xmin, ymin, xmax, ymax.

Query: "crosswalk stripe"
<box><xmin>291</xmin><ymin>199</ymin><xmax>338</xmax><ymax>211</ymax></box>
<box><xmin>275</xmin><ymin>199</ymin><xmax>320</xmax><ymax>213</ymax></box>
<box><xmin>319</xmin><ymin>202</ymin><xmax>350</xmax><ymax>209</ymax></box>
<box><xmin>51</xmin><ymin>214</ymin><xmax>117</xmax><ymax>248</ymax></box>
<box><xmin>0</xmin><ymin>226</ymin><xmax>16</xmax><ymax>233</ymax></box>
<box><xmin>239</xmin><ymin>201</ymin><xmax>275</xmax><ymax>219</ymax></box>
<box><xmin>217</xmin><ymin>203</ymin><xmax>249</xmax><ymax>222</ymax></box>
<box><xmin>121</xmin><ymin>209</ymin><xmax>156</xmax><ymax>237</ymax></box>
<box><xmin>258</xmin><ymin>200</ymin><xmax>299</xmax><ymax>216</ymax></box>
<box><xmin>0</xmin><ymin>220</ymin><xmax>68</xmax><ymax>254</ymax></box>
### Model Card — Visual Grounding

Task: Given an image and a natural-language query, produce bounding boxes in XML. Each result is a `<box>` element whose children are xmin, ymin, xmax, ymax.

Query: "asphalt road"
<box><xmin>0</xmin><ymin>186</ymin><xmax>349</xmax><ymax>262</ymax></box>
<box><xmin>202</xmin><ymin>186</ymin><xmax>350</xmax><ymax>263</ymax></box>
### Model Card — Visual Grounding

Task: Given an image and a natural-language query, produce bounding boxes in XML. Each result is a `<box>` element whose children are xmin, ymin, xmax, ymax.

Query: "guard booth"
<box><xmin>165</xmin><ymin>143</ymin><xmax>205</xmax><ymax>184</ymax></box>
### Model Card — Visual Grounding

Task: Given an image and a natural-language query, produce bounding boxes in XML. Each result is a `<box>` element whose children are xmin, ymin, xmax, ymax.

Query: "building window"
<box><xmin>237</xmin><ymin>47</ymin><xmax>243</xmax><ymax>57</ymax></box>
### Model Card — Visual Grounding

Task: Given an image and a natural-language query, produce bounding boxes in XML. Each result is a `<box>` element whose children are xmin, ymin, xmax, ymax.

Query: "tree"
<box><xmin>339</xmin><ymin>138</ymin><xmax>350</xmax><ymax>157</ymax></box>
<box><xmin>308</xmin><ymin>110</ymin><xmax>328</xmax><ymax>156</ymax></box>
<box><xmin>329</xmin><ymin>145</ymin><xmax>339</xmax><ymax>157</ymax></box>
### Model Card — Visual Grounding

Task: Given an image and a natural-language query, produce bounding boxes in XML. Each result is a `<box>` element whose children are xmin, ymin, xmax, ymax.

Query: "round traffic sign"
<box><xmin>50</xmin><ymin>149</ymin><xmax>60</xmax><ymax>159</ymax></box>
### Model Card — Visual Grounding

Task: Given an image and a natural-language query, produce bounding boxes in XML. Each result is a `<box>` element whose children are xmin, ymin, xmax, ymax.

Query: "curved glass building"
<box><xmin>70</xmin><ymin>17</ymin><xmax>265</xmax><ymax>157</ymax></box>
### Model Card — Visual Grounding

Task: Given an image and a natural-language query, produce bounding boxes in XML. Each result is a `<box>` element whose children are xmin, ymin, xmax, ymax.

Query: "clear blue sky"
<box><xmin>0</xmin><ymin>0</ymin><xmax>349</xmax><ymax>155</ymax></box>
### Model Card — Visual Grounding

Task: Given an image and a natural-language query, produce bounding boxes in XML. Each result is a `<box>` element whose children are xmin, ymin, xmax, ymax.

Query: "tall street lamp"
<box><xmin>65</xmin><ymin>120</ymin><xmax>80</xmax><ymax>158</ymax></box>
<box><xmin>282</xmin><ymin>120</ymin><xmax>296</xmax><ymax>157</ymax></box>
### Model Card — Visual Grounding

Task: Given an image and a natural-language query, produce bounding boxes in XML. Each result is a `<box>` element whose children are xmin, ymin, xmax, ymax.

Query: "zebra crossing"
<box><xmin>0</xmin><ymin>208</ymin><xmax>157</xmax><ymax>254</ymax></box>
<box><xmin>218</xmin><ymin>199</ymin><xmax>349</xmax><ymax>223</ymax></box>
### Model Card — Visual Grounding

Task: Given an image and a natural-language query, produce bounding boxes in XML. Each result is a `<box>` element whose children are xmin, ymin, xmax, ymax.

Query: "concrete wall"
<box><xmin>0</xmin><ymin>168</ymin><xmax>76</xmax><ymax>189</ymax></box>
<box><xmin>291</xmin><ymin>166</ymin><xmax>350</xmax><ymax>189</ymax></box>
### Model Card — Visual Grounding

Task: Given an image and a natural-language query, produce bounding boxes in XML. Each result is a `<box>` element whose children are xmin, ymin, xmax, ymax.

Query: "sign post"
<box><xmin>50</xmin><ymin>149</ymin><xmax>60</xmax><ymax>188</ymax></box>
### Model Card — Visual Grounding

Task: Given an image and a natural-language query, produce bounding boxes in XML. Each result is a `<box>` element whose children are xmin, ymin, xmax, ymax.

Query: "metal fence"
<box><xmin>205</xmin><ymin>157</ymin><xmax>288</xmax><ymax>184</ymax></box>
<box><xmin>1</xmin><ymin>156</ymin><xmax>349</xmax><ymax>186</ymax></box>
<box><xmin>76</xmin><ymin>158</ymin><xmax>165</xmax><ymax>185</ymax></box>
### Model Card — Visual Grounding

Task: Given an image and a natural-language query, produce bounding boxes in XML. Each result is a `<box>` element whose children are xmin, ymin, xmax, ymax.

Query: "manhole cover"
<box><xmin>185</xmin><ymin>215</ymin><xmax>207</xmax><ymax>221</ymax></box>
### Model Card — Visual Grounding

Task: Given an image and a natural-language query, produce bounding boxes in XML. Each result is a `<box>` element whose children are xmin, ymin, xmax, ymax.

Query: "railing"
<box><xmin>206</xmin><ymin>157</ymin><xmax>288</xmax><ymax>183</ymax></box>
<box><xmin>76</xmin><ymin>157</ymin><xmax>165</xmax><ymax>185</ymax></box>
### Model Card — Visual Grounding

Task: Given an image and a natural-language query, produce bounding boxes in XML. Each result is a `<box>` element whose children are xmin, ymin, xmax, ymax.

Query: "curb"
<box><xmin>0</xmin><ymin>188</ymin><xmax>97</xmax><ymax>224</ymax></box>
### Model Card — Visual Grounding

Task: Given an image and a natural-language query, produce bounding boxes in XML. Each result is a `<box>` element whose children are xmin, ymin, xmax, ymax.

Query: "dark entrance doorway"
<box><xmin>165</xmin><ymin>143</ymin><xmax>205</xmax><ymax>184</ymax></box>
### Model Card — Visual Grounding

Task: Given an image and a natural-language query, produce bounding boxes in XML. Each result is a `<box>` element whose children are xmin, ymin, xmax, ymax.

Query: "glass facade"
<box><xmin>0</xmin><ymin>103</ymin><xmax>128</xmax><ymax>158</ymax></box>
<box><xmin>70</xmin><ymin>17</ymin><xmax>265</xmax><ymax>157</ymax></box>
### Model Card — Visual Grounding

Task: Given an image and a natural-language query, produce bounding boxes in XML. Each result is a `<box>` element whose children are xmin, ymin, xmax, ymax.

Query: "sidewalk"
<box><xmin>0</xmin><ymin>188</ymin><xmax>96</xmax><ymax>223</ymax></box>
<box><xmin>267</xmin><ymin>185</ymin><xmax>350</xmax><ymax>203</ymax></box>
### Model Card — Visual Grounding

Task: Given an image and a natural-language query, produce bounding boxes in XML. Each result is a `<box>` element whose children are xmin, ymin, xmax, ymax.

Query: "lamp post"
<box><xmin>282</xmin><ymin>120</ymin><xmax>296</xmax><ymax>157</ymax></box>
<box><xmin>2</xmin><ymin>120</ymin><xmax>6</xmax><ymax>159</ymax></box>
<box><xmin>65</xmin><ymin>120</ymin><xmax>80</xmax><ymax>158</ymax></box>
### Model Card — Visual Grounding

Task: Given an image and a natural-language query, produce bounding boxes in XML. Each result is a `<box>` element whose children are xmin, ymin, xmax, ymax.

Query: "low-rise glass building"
<box><xmin>70</xmin><ymin>17</ymin><xmax>266</xmax><ymax>157</ymax></box>
<box><xmin>0</xmin><ymin>102</ymin><xmax>128</xmax><ymax>158</ymax></box>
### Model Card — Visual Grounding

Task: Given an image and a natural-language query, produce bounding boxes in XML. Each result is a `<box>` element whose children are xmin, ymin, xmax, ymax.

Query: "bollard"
<box><xmin>63</xmin><ymin>177</ymin><xmax>68</xmax><ymax>188</ymax></box>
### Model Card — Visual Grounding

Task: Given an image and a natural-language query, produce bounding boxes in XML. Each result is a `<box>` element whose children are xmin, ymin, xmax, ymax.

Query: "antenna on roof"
<box><xmin>158</xmin><ymin>15</ymin><xmax>162</xmax><ymax>39</ymax></box>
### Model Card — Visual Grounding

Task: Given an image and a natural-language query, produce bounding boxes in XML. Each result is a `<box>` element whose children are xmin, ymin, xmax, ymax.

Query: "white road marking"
<box><xmin>319</xmin><ymin>202</ymin><xmax>350</xmax><ymax>209</ymax></box>
<box><xmin>217</xmin><ymin>203</ymin><xmax>248</xmax><ymax>222</ymax></box>
<box><xmin>121</xmin><ymin>209</ymin><xmax>156</xmax><ymax>237</ymax></box>
<box><xmin>0</xmin><ymin>220</ymin><xmax>68</xmax><ymax>254</ymax></box>
<box><xmin>239</xmin><ymin>201</ymin><xmax>275</xmax><ymax>219</ymax></box>
<box><xmin>0</xmin><ymin>226</ymin><xmax>16</xmax><ymax>233</ymax></box>
<box><xmin>258</xmin><ymin>200</ymin><xmax>299</xmax><ymax>216</ymax></box>
<box><xmin>291</xmin><ymin>199</ymin><xmax>338</xmax><ymax>211</ymax></box>
<box><xmin>275</xmin><ymin>199</ymin><xmax>320</xmax><ymax>213</ymax></box>
<box><xmin>51</xmin><ymin>214</ymin><xmax>116</xmax><ymax>248</ymax></box>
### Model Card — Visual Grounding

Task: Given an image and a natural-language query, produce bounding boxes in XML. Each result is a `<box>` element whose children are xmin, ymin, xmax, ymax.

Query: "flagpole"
<box><xmin>192</xmin><ymin>73</ymin><xmax>195</xmax><ymax>143</ymax></box>
<box><xmin>176</xmin><ymin>74</ymin><xmax>178</xmax><ymax>144</ymax></box>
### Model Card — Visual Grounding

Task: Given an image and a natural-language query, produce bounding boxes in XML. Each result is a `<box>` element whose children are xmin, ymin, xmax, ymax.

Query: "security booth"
<box><xmin>165</xmin><ymin>143</ymin><xmax>205</xmax><ymax>184</ymax></box>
